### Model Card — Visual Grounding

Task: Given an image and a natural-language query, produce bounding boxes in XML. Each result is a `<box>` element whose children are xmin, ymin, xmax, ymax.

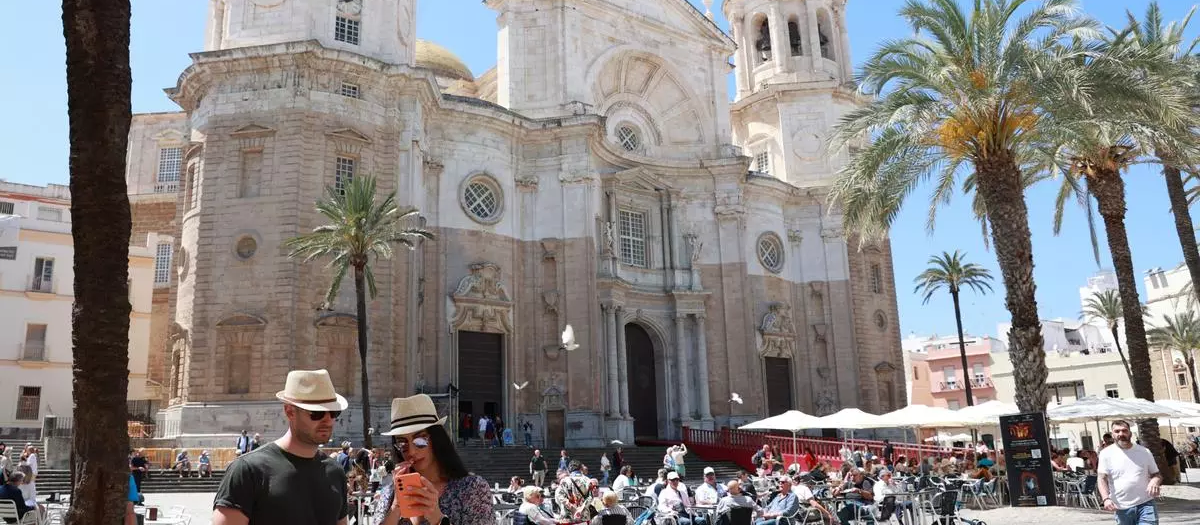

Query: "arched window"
<box><xmin>788</xmin><ymin>17</ymin><xmax>802</xmax><ymax>56</ymax></box>
<box><xmin>616</xmin><ymin>125</ymin><xmax>641</xmax><ymax>152</ymax></box>
<box><xmin>754</xmin><ymin>16</ymin><xmax>772</xmax><ymax>63</ymax></box>
<box><xmin>817</xmin><ymin>10</ymin><xmax>834</xmax><ymax>60</ymax></box>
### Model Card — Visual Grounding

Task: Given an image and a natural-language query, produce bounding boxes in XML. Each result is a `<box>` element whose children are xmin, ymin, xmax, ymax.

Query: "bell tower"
<box><xmin>726</xmin><ymin>0</ymin><xmax>857</xmax><ymax>188</ymax></box>
<box><xmin>205</xmin><ymin>0</ymin><xmax>416</xmax><ymax>66</ymax></box>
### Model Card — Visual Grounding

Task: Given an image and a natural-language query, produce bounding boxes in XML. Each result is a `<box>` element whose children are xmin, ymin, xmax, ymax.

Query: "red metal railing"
<box><xmin>683</xmin><ymin>427</ymin><xmax>972</xmax><ymax>472</ymax></box>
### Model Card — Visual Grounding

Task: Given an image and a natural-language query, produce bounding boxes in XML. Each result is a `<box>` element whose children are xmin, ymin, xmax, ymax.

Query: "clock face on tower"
<box><xmin>337</xmin><ymin>0</ymin><xmax>362</xmax><ymax>15</ymax></box>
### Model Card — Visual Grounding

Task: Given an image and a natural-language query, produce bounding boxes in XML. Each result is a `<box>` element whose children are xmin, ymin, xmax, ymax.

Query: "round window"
<box><xmin>616</xmin><ymin>125</ymin><xmax>641</xmax><ymax>152</ymax></box>
<box><xmin>874</xmin><ymin>310</ymin><xmax>888</xmax><ymax>331</ymax></box>
<box><xmin>757</xmin><ymin>233</ymin><xmax>784</xmax><ymax>273</ymax></box>
<box><xmin>461</xmin><ymin>175</ymin><xmax>503</xmax><ymax>224</ymax></box>
<box><xmin>235</xmin><ymin>236</ymin><xmax>258</xmax><ymax>260</ymax></box>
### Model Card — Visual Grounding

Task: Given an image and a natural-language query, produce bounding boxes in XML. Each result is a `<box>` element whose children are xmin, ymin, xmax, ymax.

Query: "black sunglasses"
<box><xmin>305</xmin><ymin>409</ymin><xmax>342</xmax><ymax>421</ymax></box>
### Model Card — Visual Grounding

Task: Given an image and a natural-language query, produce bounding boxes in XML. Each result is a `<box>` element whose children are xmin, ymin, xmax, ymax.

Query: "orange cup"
<box><xmin>396</xmin><ymin>473</ymin><xmax>424</xmax><ymax>519</ymax></box>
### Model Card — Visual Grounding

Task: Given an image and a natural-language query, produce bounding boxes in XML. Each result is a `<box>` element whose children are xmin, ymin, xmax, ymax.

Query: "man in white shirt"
<box><xmin>1098</xmin><ymin>420</ymin><xmax>1162</xmax><ymax>525</ymax></box>
<box><xmin>694</xmin><ymin>467</ymin><xmax>727</xmax><ymax>506</ymax></box>
<box><xmin>658</xmin><ymin>471</ymin><xmax>705</xmax><ymax>525</ymax></box>
<box><xmin>520</xmin><ymin>486</ymin><xmax>559</xmax><ymax>525</ymax></box>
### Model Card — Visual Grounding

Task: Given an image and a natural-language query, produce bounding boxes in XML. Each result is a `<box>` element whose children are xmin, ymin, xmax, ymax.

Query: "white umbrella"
<box><xmin>739</xmin><ymin>410</ymin><xmax>823</xmax><ymax>432</ymax></box>
<box><xmin>954</xmin><ymin>400</ymin><xmax>1020</xmax><ymax>427</ymax></box>
<box><xmin>924</xmin><ymin>433</ymin><xmax>972</xmax><ymax>443</ymax></box>
<box><xmin>877</xmin><ymin>404</ymin><xmax>976</xmax><ymax>429</ymax></box>
<box><xmin>808</xmin><ymin>408</ymin><xmax>885</xmax><ymax>430</ymax></box>
<box><xmin>1155</xmin><ymin>399</ymin><xmax>1200</xmax><ymax>417</ymax></box>
<box><xmin>1048</xmin><ymin>396</ymin><xmax>1187</xmax><ymax>423</ymax></box>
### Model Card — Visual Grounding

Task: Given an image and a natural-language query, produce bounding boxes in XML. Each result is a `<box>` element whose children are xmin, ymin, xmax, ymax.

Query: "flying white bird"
<box><xmin>513</xmin><ymin>381</ymin><xmax>529</xmax><ymax>390</ymax></box>
<box><xmin>730</xmin><ymin>393</ymin><xmax>744</xmax><ymax>404</ymax></box>
<box><xmin>561</xmin><ymin>324</ymin><xmax>579</xmax><ymax>351</ymax></box>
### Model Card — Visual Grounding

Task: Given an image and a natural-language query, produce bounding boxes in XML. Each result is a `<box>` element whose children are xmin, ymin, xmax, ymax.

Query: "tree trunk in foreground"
<box><xmin>973</xmin><ymin>150</ymin><xmax>1048</xmax><ymax>412</ymax></box>
<box><xmin>1161</xmin><ymin>162</ymin><xmax>1200</xmax><ymax>308</ymax></box>
<box><xmin>1089</xmin><ymin>165</ymin><xmax>1173</xmax><ymax>484</ymax></box>
<box><xmin>63</xmin><ymin>0</ymin><xmax>134</xmax><ymax>522</ymax></box>
<box><xmin>355</xmin><ymin>265</ymin><xmax>373</xmax><ymax>449</ymax></box>
<box><xmin>1110</xmin><ymin>325</ymin><xmax>1132</xmax><ymax>384</ymax></box>
<box><xmin>952</xmin><ymin>289</ymin><xmax>975</xmax><ymax>406</ymax></box>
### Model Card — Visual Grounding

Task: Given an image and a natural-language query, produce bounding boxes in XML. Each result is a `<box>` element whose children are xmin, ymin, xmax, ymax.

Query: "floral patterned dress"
<box><xmin>373</xmin><ymin>474</ymin><xmax>494</xmax><ymax>525</ymax></box>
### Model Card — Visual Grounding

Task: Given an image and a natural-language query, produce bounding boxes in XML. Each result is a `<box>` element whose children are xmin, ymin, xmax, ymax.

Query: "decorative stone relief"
<box><xmin>815</xmin><ymin>390</ymin><xmax>837</xmax><ymax>416</ymax></box>
<box><xmin>540</xmin><ymin>374</ymin><xmax>566</xmax><ymax>410</ymax></box>
<box><xmin>820</xmin><ymin>226</ymin><xmax>844</xmax><ymax>241</ymax></box>
<box><xmin>603</xmin><ymin>222</ymin><xmax>617</xmax><ymax>255</ymax></box>
<box><xmin>560</xmin><ymin>171</ymin><xmax>594</xmax><ymax>185</ymax></box>
<box><xmin>448</xmin><ymin>262</ymin><xmax>513</xmax><ymax>334</ymax></box>
<box><xmin>686</xmin><ymin>233</ymin><xmax>703</xmax><ymax>263</ymax></box>
<box><xmin>874</xmin><ymin>310</ymin><xmax>888</xmax><ymax>331</ymax></box>
<box><xmin>787</xmin><ymin>229</ymin><xmax>803</xmax><ymax>244</ymax></box>
<box><xmin>790</xmin><ymin>114</ymin><xmax>826</xmax><ymax>162</ymax></box>
<box><xmin>757</xmin><ymin>302</ymin><xmax>796</xmax><ymax>358</ymax></box>
<box><xmin>541</xmin><ymin>240</ymin><xmax>558</xmax><ymax>260</ymax></box>
<box><xmin>542</xmin><ymin>291</ymin><xmax>559</xmax><ymax>315</ymax></box>
<box><xmin>809</xmin><ymin>282</ymin><xmax>825</xmax><ymax>314</ymax></box>
<box><xmin>714</xmin><ymin>190</ymin><xmax>745</xmax><ymax>217</ymax></box>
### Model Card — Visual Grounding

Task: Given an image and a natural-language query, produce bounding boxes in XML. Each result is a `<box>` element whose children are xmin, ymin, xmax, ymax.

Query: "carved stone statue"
<box><xmin>815</xmin><ymin>390</ymin><xmax>836</xmax><ymax>416</ymax></box>
<box><xmin>687</xmin><ymin>234</ymin><xmax>703</xmax><ymax>263</ymax></box>
<box><xmin>760</xmin><ymin>303</ymin><xmax>793</xmax><ymax>334</ymax></box>
<box><xmin>603</xmin><ymin>222</ymin><xmax>617</xmax><ymax>255</ymax></box>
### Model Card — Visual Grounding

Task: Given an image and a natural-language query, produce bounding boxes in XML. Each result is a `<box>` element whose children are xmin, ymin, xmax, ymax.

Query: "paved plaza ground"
<box><xmin>143</xmin><ymin>470</ymin><xmax>1200</xmax><ymax>525</ymax></box>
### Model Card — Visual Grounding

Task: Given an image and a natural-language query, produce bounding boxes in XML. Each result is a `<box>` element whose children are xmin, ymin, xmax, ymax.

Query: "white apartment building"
<box><xmin>1143</xmin><ymin>265</ymin><xmax>1198</xmax><ymax>403</ymax></box>
<box><xmin>0</xmin><ymin>180</ymin><xmax>157</xmax><ymax>439</ymax></box>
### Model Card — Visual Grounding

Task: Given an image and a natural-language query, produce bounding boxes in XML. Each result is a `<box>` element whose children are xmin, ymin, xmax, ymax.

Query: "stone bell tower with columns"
<box><xmin>206</xmin><ymin>0</ymin><xmax>417</xmax><ymax>66</ymax></box>
<box><xmin>725</xmin><ymin>0</ymin><xmax>857</xmax><ymax>188</ymax></box>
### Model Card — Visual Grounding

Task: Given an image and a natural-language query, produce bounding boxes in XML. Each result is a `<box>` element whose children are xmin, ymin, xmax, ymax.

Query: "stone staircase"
<box><xmin>31</xmin><ymin>470</ymin><xmax>226</xmax><ymax>496</ymax></box>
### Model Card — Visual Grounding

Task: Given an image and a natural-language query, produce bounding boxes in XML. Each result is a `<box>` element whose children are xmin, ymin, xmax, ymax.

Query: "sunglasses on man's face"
<box><xmin>394</xmin><ymin>436</ymin><xmax>430</xmax><ymax>450</ymax></box>
<box><xmin>304</xmin><ymin>409</ymin><xmax>342</xmax><ymax>421</ymax></box>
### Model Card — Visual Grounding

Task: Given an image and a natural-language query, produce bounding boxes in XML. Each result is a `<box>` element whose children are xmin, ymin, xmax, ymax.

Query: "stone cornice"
<box><xmin>730</xmin><ymin>82</ymin><xmax>867</xmax><ymax>114</ymax></box>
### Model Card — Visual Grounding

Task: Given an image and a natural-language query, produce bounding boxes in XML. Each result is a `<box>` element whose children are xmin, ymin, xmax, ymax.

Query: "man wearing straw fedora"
<box><xmin>212</xmin><ymin>369</ymin><xmax>351</xmax><ymax>525</ymax></box>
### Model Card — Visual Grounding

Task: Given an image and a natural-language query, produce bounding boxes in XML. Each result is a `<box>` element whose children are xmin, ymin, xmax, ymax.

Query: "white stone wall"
<box><xmin>127</xmin><ymin>113</ymin><xmax>190</xmax><ymax>196</ymax></box>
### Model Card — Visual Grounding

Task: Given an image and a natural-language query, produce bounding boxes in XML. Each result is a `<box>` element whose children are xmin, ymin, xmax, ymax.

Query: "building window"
<box><xmin>31</xmin><ymin>257</ymin><xmax>54</xmax><ymax>293</ymax></box>
<box><xmin>37</xmin><ymin>206</ymin><xmax>63</xmax><ymax>222</ymax></box>
<box><xmin>1105</xmin><ymin>384</ymin><xmax>1119</xmax><ymax>398</ymax></box>
<box><xmin>943</xmin><ymin>366</ymin><xmax>957</xmax><ymax>388</ymax></box>
<box><xmin>972</xmin><ymin>363</ymin><xmax>985</xmax><ymax>382</ymax></box>
<box><xmin>461</xmin><ymin>175</ymin><xmax>503</xmax><ymax>224</ymax></box>
<box><xmin>754</xmin><ymin>151</ymin><xmax>771</xmax><ymax>175</ymax></box>
<box><xmin>788</xmin><ymin>19</ymin><xmax>802</xmax><ymax>56</ymax></box>
<box><xmin>871</xmin><ymin>264</ymin><xmax>884</xmax><ymax>294</ymax></box>
<box><xmin>757</xmin><ymin>233</ymin><xmax>784</xmax><ymax>273</ymax></box>
<box><xmin>947</xmin><ymin>399</ymin><xmax>961</xmax><ymax>410</ymax></box>
<box><xmin>618</xmin><ymin>209</ymin><xmax>648</xmax><ymax>267</ymax></box>
<box><xmin>912</xmin><ymin>366</ymin><xmax>919</xmax><ymax>380</ymax></box>
<box><xmin>0</xmin><ymin>201</ymin><xmax>13</xmax><ymax>215</ymax></box>
<box><xmin>156</xmin><ymin>146</ymin><xmax>183</xmax><ymax>192</ymax></box>
<box><xmin>340</xmin><ymin>82</ymin><xmax>360</xmax><ymax>99</ymax></box>
<box><xmin>23</xmin><ymin>324</ymin><xmax>47</xmax><ymax>361</ymax></box>
<box><xmin>1178</xmin><ymin>372</ymin><xmax>1189</xmax><ymax>386</ymax></box>
<box><xmin>334</xmin><ymin>156</ymin><xmax>356</xmax><ymax>196</ymax></box>
<box><xmin>334</xmin><ymin>16</ymin><xmax>361</xmax><ymax>45</ymax></box>
<box><xmin>616</xmin><ymin>126</ymin><xmax>641</xmax><ymax>152</ymax></box>
<box><xmin>15</xmin><ymin>386</ymin><xmax>41</xmax><ymax>420</ymax></box>
<box><xmin>154</xmin><ymin>242</ymin><xmax>173</xmax><ymax>285</ymax></box>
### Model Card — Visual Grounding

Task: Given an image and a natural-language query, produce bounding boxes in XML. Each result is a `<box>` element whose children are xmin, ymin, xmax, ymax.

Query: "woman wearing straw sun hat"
<box><xmin>373</xmin><ymin>394</ymin><xmax>494</xmax><ymax>525</ymax></box>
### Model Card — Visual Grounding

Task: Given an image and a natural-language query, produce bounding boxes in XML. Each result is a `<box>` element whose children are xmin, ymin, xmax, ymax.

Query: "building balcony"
<box><xmin>153</xmin><ymin>182</ymin><xmax>179</xmax><ymax>194</ymax></box>
<box><xmin>934</xmin><ymin>377</ymin><xmax>994</xmax><ymax>393</ymax></box>
<box><xmin>27</xmin><ymin>275</ymin><xmax>54</xmax><ymax>294</ymax></box>
<box><xmin>18</xmin><ymin>342</ymin><xmax>46</xmax><ymax>361</ymax></box>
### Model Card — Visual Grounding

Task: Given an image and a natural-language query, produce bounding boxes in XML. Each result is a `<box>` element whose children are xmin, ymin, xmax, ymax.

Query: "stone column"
<box><xmin>675</xmin><ymin>313</ymin><xmax>693</xmax><ymax>422</ymax></box>
<box><xmin>836</xmin><ymin>6</ymin><xmax>854</xmax><ymax>81</ymax></box>
<box><xmin>768</xmin><ymin>4</ymin><xmax>789</xmax><ymax>73</ymax></box>
<box><xmin>605</xmin><ymin>304</ymin><xmax>620</xmax><ymax>416</ymax></box>
<box><xmin>694</xmin><ymin>313</ymin><xmax>713</xmax><ymax>420</ymax></box>
<box><xmin>731</xmin><ymin>16</ymin><xmax>749</xmax><ymax>96</ymax></box>
<box><xmin>616</xmin><ymin>307</ymin><xmax>630</xmax><ymax>418</ymax></box>
<box><xmin>806</xmin><ymin>3</ymin><xmax>821</xmax><ymax>73</ymax></box>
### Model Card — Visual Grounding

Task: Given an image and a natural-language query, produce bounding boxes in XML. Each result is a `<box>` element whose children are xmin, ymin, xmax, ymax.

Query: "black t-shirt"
<box><xmin>530</xmin><ymin>456</ymin><xmax>547</xmax><ymax>471</ymax></box>
<box><xmin>214</xmin><ymin>443</ymin><xmax>348</xmax><ymax>525</ymax></box>
<box><xmin>1163</xmin><ymin>440</ymin><xmax>1179</xmax><ymax>465</ymax></box>
<box><xmin>130</xmin><ymin>457</ymin><xmax>148</xmax><ymax>470</ymax></box>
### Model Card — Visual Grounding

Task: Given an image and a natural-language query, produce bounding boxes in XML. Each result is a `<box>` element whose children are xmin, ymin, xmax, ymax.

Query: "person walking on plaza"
<box><xmin>522</xmin><ymin>420</ymin><xmax>533</xmax><ymax>448</ymax></box>
<box><xmin>129</xmin><ymin>449</ymin><xmax>149</xmax><ymax>493</ymax></box>
<box><xmin>374</xmin><ymin>394</ymin><xmax>494</xmax><ymax>525</ymax></box>
<box><xmin>235</xmin><ymin>430</ymin><xmax>252</xmax><ymax>456</ymax></box>
<box><xmin>555</xmin><ymin>461</ymin><xmax>593</xmax><ymax>521</ymax></box>
<box><xmin>530</xmin><ymin>449</ymin><xmax>548</xmax><ymax>487</ymax></box>
<box><xmin>600</xmin><ymin>453</ymin><xmax>611</xmax><ymax>486</ymax></box>
<box><xmin>211</xmin><ymin>369</ymin><xmax>350</xmax><ymax>525</ymax></box>
<box><xmin>251</xmin><ymin>433</ymin><xmax>263</xmax><ymax>451</ymax></box>
<box><xmin>558</xmin><ymin>450</ymin><xmax>571</xmax><ymax>473</ymax></box>
<box><xmin>1098</xmin><ymin>420</ymin><xmax>1162</xmax><ymax>525</ymax></box>
<box><xmin>612</xmin><ymin>445</ymin><xmax>624</xmax><ymax>474</ymax></box>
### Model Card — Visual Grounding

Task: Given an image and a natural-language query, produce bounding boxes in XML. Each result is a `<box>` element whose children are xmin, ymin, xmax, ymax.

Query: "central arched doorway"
<box><xmin>625</xmin><ymin>323</ymin><xmax>659</xmax><ymax>438</ymax></box>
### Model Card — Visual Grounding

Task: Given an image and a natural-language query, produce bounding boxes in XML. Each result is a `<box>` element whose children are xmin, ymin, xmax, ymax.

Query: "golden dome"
<box><xmin>415</xmin><ymin>40</ymin><xmax>474</xmax><ymax>82</ymax></box>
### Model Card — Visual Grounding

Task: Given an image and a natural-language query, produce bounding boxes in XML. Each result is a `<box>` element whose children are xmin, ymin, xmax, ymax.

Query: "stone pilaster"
<box><xmin>695</xmin><ymin>313</ymin><xmax>713</xmax><ymax>421</ymax></box>
<box><xmin>616</xmin><ymin>306</ymin><xmax>630</xmax><ymax>418</ymax></box>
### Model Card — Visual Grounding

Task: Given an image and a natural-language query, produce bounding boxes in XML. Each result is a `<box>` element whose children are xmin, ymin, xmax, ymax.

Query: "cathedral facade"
<box><xmin>126</xmin><ymin>0</ymin><xmax>904</xmax><ymax>447</ymax></box>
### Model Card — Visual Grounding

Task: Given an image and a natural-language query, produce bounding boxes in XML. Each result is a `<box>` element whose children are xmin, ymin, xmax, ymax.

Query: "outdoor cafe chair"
<box><xmin>0</xmin><ymin>500</ymin><xmax>39</xmax><ymax>525</ymax></box>
<box><xmin>601</xmin><ymin>514</ymin><xmax>630</xmax><ymax>525</ymax></box>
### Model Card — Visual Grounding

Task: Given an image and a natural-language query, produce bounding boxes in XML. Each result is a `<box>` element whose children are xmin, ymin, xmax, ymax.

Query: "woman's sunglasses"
<box><xmin>394</xmin><ymin>436</ymin><xmax>430</xmax><ymax>450</ymax></box>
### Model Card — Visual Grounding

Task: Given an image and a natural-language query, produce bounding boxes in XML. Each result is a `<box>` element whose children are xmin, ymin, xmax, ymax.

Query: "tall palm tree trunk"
<box><xmin>1160</xmin><ymin>162</ymin><xmax>1200</xmax><ymax>308</ymax></box>
<box><xmin>1089</xmin><ymin>167</ymin><xmax>1172</xmax><ymax>484</ymax></box>
<box><xmin>354</xmin><ymin>265</ymin><xmax>373</xmax><ymax>449</ymax></box>
<box><xmin>1187</xmin><ymin>350</ymin><xmax>1199</xmax><ymax>403</ymax></box>
<box><xmin>62</xmin><ymin>0</ymin><xmax>134</xmax><ymax>523</ymax></box>
<box><xmin>951</xmin><ymin>289</ymin><xmax>975</xmax><ymax>406</ymax></box>
<box><xmin>1110</xmin><ymin>325</ymin><xmax>1132</xmax><ymax>383</ymax></box>
<box><xmin>974</xmin><ymin>151</ymin><xmax>1048</xmax><ymax>411</ymax></box>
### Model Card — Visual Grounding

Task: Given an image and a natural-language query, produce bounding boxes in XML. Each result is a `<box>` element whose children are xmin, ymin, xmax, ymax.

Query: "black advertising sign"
<box><xmin>1000</xmin><ymin>411</ymin><xmax>1057</xmax><ymax>507</ymax></box>
<box><xmin>0</xmin><ymin>246</ymin><xmax>15</xmax><ymax>260</ymax></box>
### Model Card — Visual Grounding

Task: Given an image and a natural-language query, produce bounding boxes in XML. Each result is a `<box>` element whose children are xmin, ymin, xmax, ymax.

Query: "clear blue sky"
<box><xmin>0</xmin><ymin>0</ymin><xmax>1195</xmax><ymax>340</ymax></box>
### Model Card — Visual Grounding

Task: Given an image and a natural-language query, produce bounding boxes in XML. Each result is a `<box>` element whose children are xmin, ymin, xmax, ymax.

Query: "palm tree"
<box><xmin>1080</xmin><ymin>290</ymin><xmax>1133</xmax><ymax>382</ymax></box>
<box><xmin>62</xmin><ymin>0</ymin><xmax>134</xmax><ymax>523</ymax></box>
<box><xmin>1045</xmin><ymin>27</ymin><xmax>1199</xmax><ymax>485</ymax></box>
<box><xmin>1123</xmin><ymin>4</ymin><xmax>1200</xmax><ymax>309</ymax></box>
<box><xmin>828</xmin><ymin>0</ymin><xmax>1097</xmax><ymax>411</ymax></box>
<box><xmin>286</xmin><ymin>176</ymin><xmax>433</xmax><ymax>448</ymax></box>
<box><xmin>914</xmin><ymin>251</ymin><xmax>994</xmax><ymax>406</ymax></box>
<box><xmin>1148</xmin><ymin>312</ymin><xmax>1200</xmax><ymax>404</ymax></box>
